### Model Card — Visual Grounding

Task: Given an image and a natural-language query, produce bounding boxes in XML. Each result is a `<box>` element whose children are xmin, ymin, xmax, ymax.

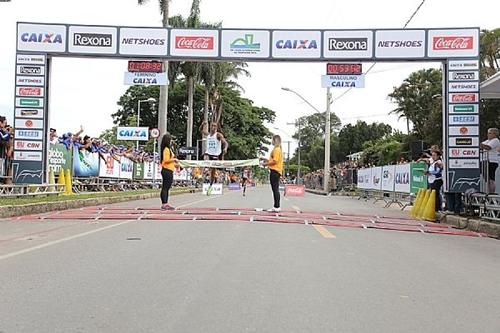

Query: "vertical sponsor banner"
<box><xmin>410</xmin><ymin>162</ymin><xmax>427</xmax><ymax>194</ymax></box>
<box><xmin>73</xmin><ymin>148</ymin><xmax>99</xmax><ymax>177</ymax></box>
<box><xmin>48</xmin><ymin>144</ymin><xmax>72</xmax><ymax>175</ymax></box>
<box><xmin>445</xmin><ymin>59</ymin><xmax>480</xmax><ymax>192</ymax></box>
<box><xmin>371</xmin><ymin>167</ymin><xmax>382</xmax><ymax>190</ymax></box>
<box><xmin>13</xmin><ymin>53</ymin><xmax>48</xmax><ymax>184</ymax></box>
<box><xmin>119</xmin><ymin>156</ymin><xmax>134</xmax><ymax>180</ymax></box>
<box><xmin>133</xmin><ymin>162</ymin><xmax>145</xmax><ymax>180</ymax></box>
<box><xmin>394</xmin><ymin>163</ymin><xmax>411</xmax><ymax>193</ymax></box>
<box><xmin>381</xmin><ymin>165</ymin><xmax>395</xmax><ymax>192</ymax></box>
<box><xmin>98</xmin><ymin>153</ymin><xmax>121</xmax><ymax>178</ymax></box>
<box><xmin>143</xmin><ymin>161</ymin><xmax>154</xmax><ymax>180</ymax></box>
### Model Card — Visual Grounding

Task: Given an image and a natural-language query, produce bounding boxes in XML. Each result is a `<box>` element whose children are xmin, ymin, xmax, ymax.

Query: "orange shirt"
<box><xmin>161</xmin><ymin>147</ymin><xmax>175</xmax><ymax>171</ymax></box>
<box><xmin>269</xmin><ymin>146</ymin><xmax>283</xmax><ymax>175</ymax></box>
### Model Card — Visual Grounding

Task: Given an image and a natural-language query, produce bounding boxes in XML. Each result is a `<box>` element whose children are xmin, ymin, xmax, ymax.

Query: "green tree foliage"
<box><xmin>107</xmin><ymin>83</ymin><xmax>275</xmax><ymax>160</ymax></box>
<box><xmin>337</xmin><ymin>121</ymin><xmax>392</xmax><ymax>160</ymax></box>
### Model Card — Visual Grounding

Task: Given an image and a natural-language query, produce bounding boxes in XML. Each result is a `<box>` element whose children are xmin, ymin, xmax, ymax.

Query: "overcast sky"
<box><xmin>1</xmin><ymin>0</ymin><xmax>499</xmax><ymax>152</ymax></box>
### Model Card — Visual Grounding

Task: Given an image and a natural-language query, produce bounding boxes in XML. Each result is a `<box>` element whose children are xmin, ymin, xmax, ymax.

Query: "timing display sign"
<box><xmin>128</xmin><ymin>60</ymin><xmax>163</xmax><ymax>73</ymax></box>
<box><xmin>326</xmin><ymin>63</ymin><xmax>362</xmax><ymax>75</ymax></box>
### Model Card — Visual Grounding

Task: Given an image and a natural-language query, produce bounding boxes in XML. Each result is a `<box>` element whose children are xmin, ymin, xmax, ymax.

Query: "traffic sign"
<box><xmin>150</xmin><ymin>128</ymin><xmax>160</xmax><ymax>139</ymax></box>
<box><xmin>321</xmin><ymin>74</ymin><xmax>365</xmax><ymax>88</ymax></box>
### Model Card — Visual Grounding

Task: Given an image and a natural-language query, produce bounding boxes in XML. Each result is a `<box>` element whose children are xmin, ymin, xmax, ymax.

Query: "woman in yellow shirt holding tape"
<box><xmin>160</xmin><ymin>133</ymin><xmax>178</xmax><ymax>210</ymax></box>
<box><xmin>260</xmin><ymin>135</ymin><xmax>283</xmax><ymax>212</ymax></box>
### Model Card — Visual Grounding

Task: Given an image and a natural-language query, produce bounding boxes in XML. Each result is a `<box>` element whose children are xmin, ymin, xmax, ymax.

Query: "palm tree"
<box><xmin>137</xmin><ymin>0</ymin><xmax>170</xmax><ymax>142</ymax></box>
<box><xmin>480</xmin><ymin>29</ymin><xmax>500</xmax><ymax>80</ymax></box>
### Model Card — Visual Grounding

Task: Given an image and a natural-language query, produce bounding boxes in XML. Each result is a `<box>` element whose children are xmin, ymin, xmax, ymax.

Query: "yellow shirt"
<box><xmin>269</xmin><ymin>146</ymin><xmax>283</xmax><ymax>175</ymax></box>
<box><xmin>161</xmin><ymin>147</ymin><xmax>175</xmax><ymax>171</ymax></box>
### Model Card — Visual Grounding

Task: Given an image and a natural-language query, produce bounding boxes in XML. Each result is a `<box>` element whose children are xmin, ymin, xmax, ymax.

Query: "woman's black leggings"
<box><xmin>429</xmin><ymin>179</ymin><xmax>443</xmax><ymax>212</ymax></box>
<box><xmin>270</xmin><ymin>170</ymin><xmax>281</xmax><ymax>208</ymax></box>
<box><xmin>161</xmin><ymin>168</ymin><xmax>174</xmax><ymax>204</ymax></box>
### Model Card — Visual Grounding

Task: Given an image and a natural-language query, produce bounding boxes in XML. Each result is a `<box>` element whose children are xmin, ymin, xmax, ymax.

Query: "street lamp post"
<box><xmin>137</xmin><ymin>97</ymin><xmax>157</xmax><ymax>150</ymax></box>
<box><xmin>282</xmin><ymin>87</ymin><xmax>329</xmax><ymax>189</ymax></box>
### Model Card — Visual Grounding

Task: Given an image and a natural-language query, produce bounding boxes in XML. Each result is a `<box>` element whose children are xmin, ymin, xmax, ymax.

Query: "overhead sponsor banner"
<box><xmin>448</xmin><ymin>104</ymin><xmax>478</xmax><ymax>114</ymax></box>
<box><xmin>375</xmin><ymin>30</ymin><xmax>425</xmax><ymax>58</ymax></box>
<box><xmin>449</xmin><ymin>159</ymin><xmax>480</xmax><ymax>169</ymax></box>
<box><xmin>99</xmin><ymin>153</ymin><xmax>121</xmax><ymax>178</ymax></box>
<box><xmin>15</xmin><ymin>108</ymin><xmax>44</xmax><ymax>119</ymax></box>
<box><xmin>16</xmin><ymin>54</ymin><xmax>46</xmax><ymax>65</ymax></box>
<box><xmin>221</xmin><ymin>30</ymin><xmax>270</xmax><ymax>58</ymax></box>
<box><xmin>449</xmin><ymin>148</ymin><xmax>479</xmax><ymax>158</ymax></box>
<box><xmin>410</xmin><ymin>162</ymin><xmax>427</xmax><ymax>194</ymax></box>
<box><xmin>170</xmin><ymin>29</ymin><xmax>219</xmax><ymax>57</ymax></box>
<box><xmin>202</xmin><ymin>183</ymin><xmax>223</xmax><ymax>195</ymax></box>
<box><xmin>16</xmin><ymin>65</ymin><xmax>45</xmax><ymax>76</ymax></box>
<box><xmin>323</xmin><ymin>30</ymin><xmax>373</xmax><ymax>59</ymax></box>
<box><xmin>448</xmin><ymin>59</ymin><xmax>479</xmax><ymax>71</ymax></box>
<box><xmin>68</xmin><ymin>25</ymin><xmax>117</xmax><ymax>54</ymax></box>
<box><xmin>394</xmin><ymin>163</ymin><xmax>410</xmax><ymax>193</ymax></box>
<box><xmin>449</xmin><ymin>115</ymin><xmax>479</xmax><ymax>125</ymax></box>
<box><xmin>272</xmin><ymin>30</ymin><xmax>321</xmax><ymax>59</ymax></box>
<box><xmin>48</xmin><ymin>144</ymin><xmax>72</xmax><ymax>175</ymax></box>
<box><xmin>15</xmin><ymin>97</ymin><xmax>44</xmax><ymax>108</ymax></box>
<box><xmin>356</xmin><ymin>168</ymin><xmax>371</xmax><ymax>189</ymax></box>
<box><xmin>117</xmin><ymin>126</ymin><xmax>149</xmax><ymax>141</ymax></box>
<box><xmin>14</xmin><ymin>129</ymin><xmax>43</xmax><ymax>140</ymax></box>
<box><xmin>14</xmin><ymin>151</ymin><xmax>43</xmax><ymax>162</ymax></box>
<box><xmin>16</xmin><ymin>76</ymin><xmax>45</xmax><ymax>86</ymax></box>
<box><xmin>371</xmin><ymin>166</ymin><xmax>382</xmax><ymax>190</ymax></box>
<box><xmin>73</xmin><ymin>149</ymin><xmax>99</xmax><ymax>177</ymax></box>
<box><xmin>178</xmin><ymin>159</ymin><xmax>259</xmax><ymax>169</ymax></box>
<box><xmin>448</xmin><ymin>81</ymin><xmax>479</xmax><ymax>92</ymax></box>
<box><xmin>449</xmin><ymin>93</ymin><xmax>478</xmax><ymax>104</ymax></box>
<box><xmin>17</xmin><ymin>23</ymin><xmax>66</xmax><ymax>52</ymax></box>
<box><xmin>448</xmin><ymin>126</ymin><xmax>479</xmax><ymax>136</ymax></box>
<box><xmin>119</xmin><ymin>27</ymin><xmax>168</xmax><ymax>56</ymax></box>
<box><xmin>427</xmin><ymin>29</ymin><xmax>479</xmax><ymax>58</ymax></box>
<box><xmin>16</xmin><ymin>86</ymin><xmax>44</xmax><ymax>97</ymax></box>
<box><xmin>14</xmin><ymin>118</ymin><xmax>44</xmax><ymax>129</ymax></box>
<box><xmin>119</xmin><ymin>157</ymin><xmax>134</xmax><ymax>180</ymax></box>
<box><xmin>448</xmin><ymin>137</ymin><xmax>479</xmax><ymax>147</ymax></box>
<box><xmin>381</xmin><ymin>165</ymin><xmax>395</xmax><ymax>192</ymax></box>
<box><xmin>448</xmin><ymin>71</ymin><xmax>479</xmax><ymax>81</ymax></box>
<box><xmin>124</xmin><ymin>72</ymin><xmax>167</xmax><ymax>85</ymax></box>
<box><xmin>321</xmin><ymin>74</ymin><xmax>365</xmax><ymax>88</ymax></box>
<box><xmin>15</xmin><ymin>140</ymin><xmax>43</xmax><ymax>151</ymax></box>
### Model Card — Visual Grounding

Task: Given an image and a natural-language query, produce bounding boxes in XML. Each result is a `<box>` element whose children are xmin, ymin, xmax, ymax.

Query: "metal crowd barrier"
<box><xmin>0</xmin><ymin>183</ymin><xmax>65</xmax><ymax>198</ymax></box>
<box><xmin>463</xmin><ymin>192</ymin><xmax>500</xmax><ymax>222</ymax></box>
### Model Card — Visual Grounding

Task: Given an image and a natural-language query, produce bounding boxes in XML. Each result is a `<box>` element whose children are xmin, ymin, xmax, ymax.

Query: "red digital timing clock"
<box><xmin>128</xmin><ymin>61</ymin><xmax>163</xmax><ymax>73</ymax></box>
<box><xmin>326</xmin><ymin>63</ymin><xmax>363</xmax><ymax>75</ymax></box>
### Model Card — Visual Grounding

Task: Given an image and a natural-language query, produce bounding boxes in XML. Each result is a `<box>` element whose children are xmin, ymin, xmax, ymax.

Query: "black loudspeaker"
<box><xmin>410</xmin><ymin>141</ymin><xmax>428</xmax><ymax>161</ymax></box>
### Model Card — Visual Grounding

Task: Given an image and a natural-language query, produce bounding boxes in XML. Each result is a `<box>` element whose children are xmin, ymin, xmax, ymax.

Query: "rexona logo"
<box><xmin>433</xmin><ymin>36</ymin><xmax>473</xmax><ymax>50</ymax></box>
<box><xmin>18</xmin><ymin>66</ymin><xmax>42</xmax><ymax>75</ymax></box>
<box><xmin>20</xmin><ymin>32</ymin><xmax>63</xmax><ymax>44</ymax></box>
<box><xmin>276</xmin><ymin>40</ymin><xmax>318</xmax><ymax>49</ymax></box>
<box><xmin>74</xmin><ymin>33</ymin><xmax>112</xmax><ymax>47</ymax></box>
<box><xmin>230</xmin><ymin>34</ymin><xmax>261</xmax><ymax>53</ymax></box>
<box><xmin>328</xmin><ymin>38</ymin><xmax>368</xmax><ymax>51</ymax></box>
<box><xmin>175</xmin><ymin>36</ymin><xmax>214</xmax><ymax>50</ymax></box>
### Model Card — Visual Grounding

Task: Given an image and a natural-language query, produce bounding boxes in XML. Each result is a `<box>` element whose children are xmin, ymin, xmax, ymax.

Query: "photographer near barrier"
<box><xmin>0</xmin><ymin>116</ymin><xmax>14</xmax><ymax>184</ymax></box>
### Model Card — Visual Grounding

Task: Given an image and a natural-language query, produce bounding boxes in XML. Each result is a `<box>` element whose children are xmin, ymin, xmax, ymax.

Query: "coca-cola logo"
<box><xmin>285</xmin><ymin>185</ymin><xmax>305</xmax><ymax>196</ymax></box>
<box><xmin>175</xmin><ymin>36</ymin><xmax>214</xmax><ymax>50</ymax></box>
<box><xmin>18</xmin><ymin>87</ymin><xmax>42</xmax><ymax>96</ymax></box>
<box><xmin>451</xmin><ymin>93</ymin><xmax>477</xmax><ymax>103</ymax></box>
<box><xmin>433</xmin><ymin>36</ymin><xmax>473</xmax><ymax>50</ymax></box>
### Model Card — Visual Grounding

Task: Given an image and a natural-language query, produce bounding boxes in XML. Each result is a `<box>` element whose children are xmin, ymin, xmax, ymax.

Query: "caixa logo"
<box><xmin>276</xmin><ymin>40</ymin><xmax>318</xmax><ymax>49</ymax></box>
<box><xmin>21</xmin><ymin>32</ymin><xmax>63</xmax><ymax>44</ymax></box>
<box><xmin>118</xmin><ymin>128</ymin><xmax>147</xmax><ymax>140</ymax></box>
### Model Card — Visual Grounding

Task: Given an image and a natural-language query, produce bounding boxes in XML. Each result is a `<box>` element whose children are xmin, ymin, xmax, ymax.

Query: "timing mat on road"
<box><xmin>10</xmin><ymin>207</ymin><xmax>488</xmax><ymax>238</ymax></box>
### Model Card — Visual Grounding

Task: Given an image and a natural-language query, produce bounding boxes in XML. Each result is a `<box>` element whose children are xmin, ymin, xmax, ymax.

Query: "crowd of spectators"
<box><xmin>304</xmin><ymin>160</ymin><xmax>359</xmax><ymax>192</ymax></box>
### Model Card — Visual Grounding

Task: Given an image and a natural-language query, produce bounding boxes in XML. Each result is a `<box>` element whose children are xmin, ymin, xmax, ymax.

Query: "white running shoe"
<box><xmin>266</xmin><ymin>207</ymin><xmax>281</xmax><ymax>212</ymax></box>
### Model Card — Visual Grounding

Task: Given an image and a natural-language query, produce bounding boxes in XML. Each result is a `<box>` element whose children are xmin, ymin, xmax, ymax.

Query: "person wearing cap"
<box><xmin>418</xmin><ymin>148</ymin><xmax>444</xmax><ymax>211</ymax></box>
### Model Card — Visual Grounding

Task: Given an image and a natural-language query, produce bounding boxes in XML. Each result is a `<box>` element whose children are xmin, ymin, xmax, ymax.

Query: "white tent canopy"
<box><xmin>480</xmin><ymin>71</ymin><xmax>500</xmax><ymax>99</ymax></box>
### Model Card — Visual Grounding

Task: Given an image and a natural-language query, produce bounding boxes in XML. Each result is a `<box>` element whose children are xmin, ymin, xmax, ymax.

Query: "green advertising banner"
<box><xmin>410</xmin><ymin>162</ymin><xmax>428</xmax><ymax>194</ymax></box>
<box><xmin>134</xmin><ymin>162</ymin><xmax>144</xmax><ymax>180</ymax></box>
<box><xmin>48</xmin><ymin>144</ymin><xmax>72</xmax><ymax>175</ymax></box>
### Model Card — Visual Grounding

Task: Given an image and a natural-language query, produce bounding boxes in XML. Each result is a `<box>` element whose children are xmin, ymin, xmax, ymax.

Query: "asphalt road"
<box><xmin>1</xmin><ymin>186</ymin><xmax>499</xmax><ymax>333</ymax></box>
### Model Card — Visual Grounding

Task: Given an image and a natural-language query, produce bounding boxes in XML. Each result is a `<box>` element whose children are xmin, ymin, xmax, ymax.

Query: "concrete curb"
<box><xmin>438</xmin><ymin>213</ymin><xmax>500</xmax><ymax>239</ymax></box>
<box><xmin>305</xmin><ymin>189</ymin><xmax>328</xmax><ymax>196</ymax></box>
<box><xmin>0</xmin><ymin>188</ymin><xmax>196</xmax><ymax>218</ymax></box>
